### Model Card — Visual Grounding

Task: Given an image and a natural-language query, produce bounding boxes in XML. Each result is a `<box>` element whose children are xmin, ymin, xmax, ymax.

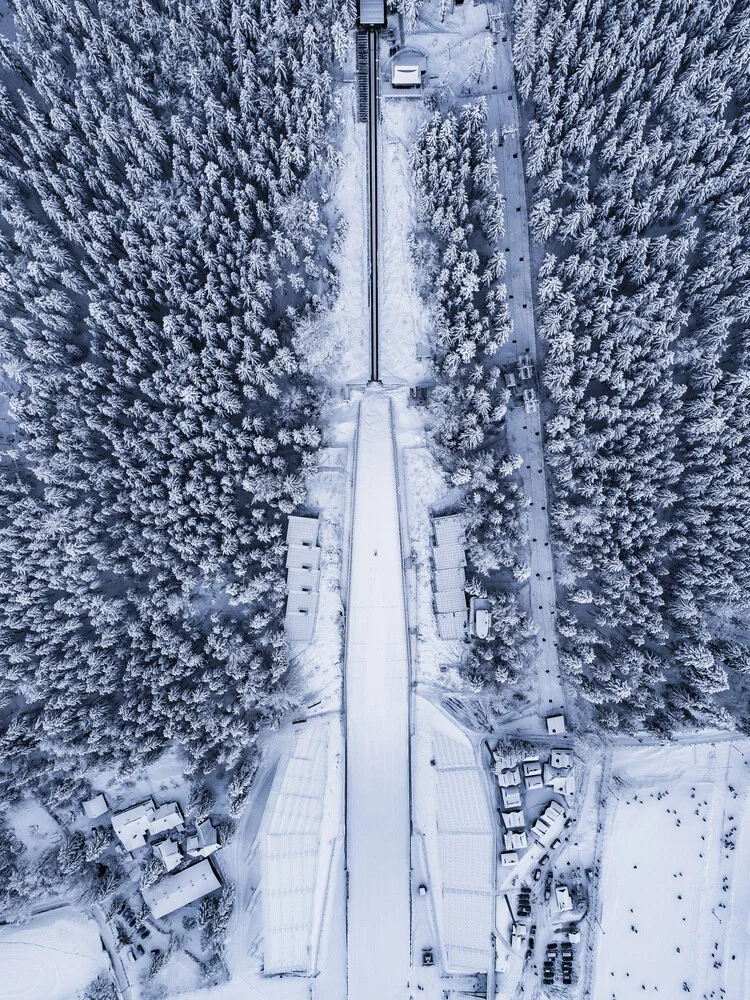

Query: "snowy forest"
<box><xmin>0</xmin><ymin>0</ymin><xmax>350</xmax><ymax>813</ymax></box>
<box><xmin>410</xmin><ymin>101</ymin><xmax>538</xmax><ymax>693</ymax></box>
<box><xmin>513</xmin><ymin>0</ymin><xmax>750</xmax><ymax>732</ymax></box>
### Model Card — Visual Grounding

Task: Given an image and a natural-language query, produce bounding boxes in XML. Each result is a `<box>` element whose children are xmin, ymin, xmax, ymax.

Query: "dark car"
<box><xmin>533</xmin><ymin>867</ymin><xmax>541</xmax><ymax>881</ymax></box>
<box><xmin>422</xmin><ymin>949</ymin><xmax>434</xmax><ymax>968</ymax></box>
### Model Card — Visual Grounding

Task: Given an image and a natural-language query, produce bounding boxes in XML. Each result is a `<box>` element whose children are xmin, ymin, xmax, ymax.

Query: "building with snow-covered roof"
<box><xmin>551</xmin><ymin>749</ymin><xmax>571</xmax><ymax>769</ymax></box>
<box><xmin>496</xmin><ymin>766</ymin><xmax>521</xmax><ymax>788</ymax></box>
<box><xmin>544</xmin><ymin>765</ymin><xmax>576</xmax><ymax>798</ymax></box>
<box><xmin>150</xmin><ymin>802</ymin><xmax>183</xmax><ymax>836</ymax></box>
<box><xmin>525</xmin><ymin>774</ymin><xmax>544</xmax><ymax>791</ymax></box>
<box><xmin>260</xmin><ymin>725</ymin><xmax>331</xmax><ymax>976</ymax></box>
<box><xmin>437</xmin><ymin>610</ymin><xmax>468</xmax><ymax>640</ymax></box>
<box><xmin>435</xmin><ymin>566</ymin><xmax>466</xmax><ymax>592</ymax></box>
<box><xmin>82</xmin><ymin>794</ymin><xmax>108</xmax><ymax>820</ymax></box>
<box><xmin>531</xmin><ymin>800</ymin><xmax>566</xmax><ymax>847</ymax></box>
<box><xmin>501</xmin><ymin>786</ymin><xmax>522</xmax><ymax>810</ymax></box>
<box><xmin>112</xmin><ymin>800</ymin><xmax>154</xmax><ymax>851</ymax></box>
<box><xmin>432</xmin><ymin>542</ymin><xmax>467</xmax><ymax>571</ymax></box>
<box><xmin>555</xmin><ymin>885</ymin><xmax>573</xmax><ymax>912</ymax></box>
<box><xmin>142</xmin><ymin>859</ymin><xmax>221</xmax><ymax>919</ymax></box>
<box><xmin>358</xmin><ymin>0</ymin><xmax>385</xmax><ymax>26</ymax></box>
<box><xmin>284</xmin><ymin>590</ymin><xmax>319</xmax><ymax>643</ymax></box>
<box><xmin>433</xmin><ymin>514</ymin><xmax>465</xmax><ymax>548</ymax></box>
<box><xmin>186</xmin><ymin>818</ymin><xmax>220</xmax><ymax>859</ymax></box>
<box><xmin>285</xmin><ymin>516</ymin><xmax>319</xmax><ymax>547</ymax></box>
<box><xmin>286</xmin><ymin>543</ymin><xmax>321</xmax><ymax>571</ymax></box>
<box><xmin>546</xmin><ymin>714</ymin><xmax>566</xmax><ymax>735</ymax></box>
<box><xmin>500</xmin><ymin>851</ymin><xmax>519</xmax><ymax>867</ymax></box>
<box><xmin>503</xmin><ymin>831</ymin><xmax>527</xmax><ymax>851</ymax></box>
<box><xmin>435</xmin><ymin>590</ymin><xmax>467</xmax><ymax>614</ymax></box>
<box><xmin>286</xmin><ymin>567</ymin><xmax>321</xmax><ymax>593</ymax></box>
<box><xmin>154</xmin><ymin>837</ymin><xmax>182</xmax><ymax>872</ymax></box>
<box><xmin>429</xmin><ymin>729</ymin><xmax>494</xmax><ymax>974</ymax></box>
<box><xmin>502</xmin><ymin>810</ymin><xmax>526</xmax><ymax>830</ymax></box>
<box><xmin>523</xmin><ymin>761</ymin><xmax>542</xmax><ymax>778</ymax></box>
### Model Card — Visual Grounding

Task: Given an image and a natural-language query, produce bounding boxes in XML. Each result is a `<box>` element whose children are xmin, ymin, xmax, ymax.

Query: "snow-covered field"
<box><xmin>0</xmin><ymin>911</ymin><xmax>108</xmax><ymax>1000</ymax></box>
<box><xmin>593</xmin><ymin>740</ymin><xmax>750</xmax><ymax>1000</ymax></box>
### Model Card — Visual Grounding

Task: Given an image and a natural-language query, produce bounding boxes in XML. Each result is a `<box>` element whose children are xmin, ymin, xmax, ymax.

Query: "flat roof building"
<box><xmin>546</xmin><ymin>714</ymin><xmax>567</xmax><ymax>735</ymax></box>
<box><xmin>142</xmin><ymin>859</ymin><xmax>221</xmax><ymax>919</ymax></box>
<box><xmin>358</xmin><ymin>0</ymin><xmax>386</xmax><ymax>26</ymax></box>
<box><xmin>500</xmin><ymin>851</ymin><xmax>519</xmax><ymax>867</ymax></box>
<box><xmin>555</xmin><ymin>885</ymin><xmax>573</xmax><ymax>912</ymax></box>
<box><xmin>434</xmin><ymin>566</ymin><xmax>466</xmax><ymax>592</ymax></box>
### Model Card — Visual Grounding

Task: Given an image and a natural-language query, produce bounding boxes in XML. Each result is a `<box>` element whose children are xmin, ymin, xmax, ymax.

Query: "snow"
<box><xmin>0</xmin><ymin>910</ymin><xmax>108</xmax><ymax>1000</ymax></box>
<box><xmin>592</xmin><ymin>740</ymin><xmax>750</xmax><ymax>999</ymax></box>
<box><xmin>7</xmin><ymin>800</ymin><xmax>64</xmax><ymax>859</ymax></box>
<box><xmin>344</xmin><ymin>390</ymin><xmax>411</xmax><ymax>1000</ymax></box>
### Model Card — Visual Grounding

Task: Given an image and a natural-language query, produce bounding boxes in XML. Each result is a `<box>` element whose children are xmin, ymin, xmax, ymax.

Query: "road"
<box><xmin>344</xmin><ymin>391</ymin><xmax>411</xmax><ymax>1000</ymax></box>
<box><xmin>481</xmin><ymin>10</ymin><xmax>566</xmax><ymax>720</ymax></box>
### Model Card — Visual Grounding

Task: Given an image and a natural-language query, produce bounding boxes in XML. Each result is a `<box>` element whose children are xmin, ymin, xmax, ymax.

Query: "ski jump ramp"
<box><xmin>345</xmin><ymin>391</ymin><xmax>411</xmax><ymax>1000</ymax></box>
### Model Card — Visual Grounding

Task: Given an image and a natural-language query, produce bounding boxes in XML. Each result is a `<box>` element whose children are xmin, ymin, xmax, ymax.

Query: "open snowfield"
<box><xmin>593</xmin><ymin>739</ymin><xmax>750</xmax><ymax>1000</ymax></box>
<box><xmin>0</xmin><ymin>910</ymin><xmax>108</xmax><ymax>1000</ymax></box>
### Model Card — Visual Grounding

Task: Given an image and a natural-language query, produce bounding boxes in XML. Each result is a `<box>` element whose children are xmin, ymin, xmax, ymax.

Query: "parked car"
<box><xmin>533</xmin><ymin>868</ymin><xmax>541</xmax><ymax>881</ymax></box>
<box><xmin>418</xmin><ymin>883</ymin><xmax>428</xmax><ymax>896</ymax></box>
<box><xmin>422</xmin><ymin>949</ymin><xmax>434</xmax><ymax>968</ymax></box>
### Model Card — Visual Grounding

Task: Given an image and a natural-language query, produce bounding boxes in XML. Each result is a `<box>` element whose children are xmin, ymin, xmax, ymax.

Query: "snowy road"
<box><xmin>344</xmin><ymin>391</ymin><xmax>411</xmax><ymax>1000</ymax></box>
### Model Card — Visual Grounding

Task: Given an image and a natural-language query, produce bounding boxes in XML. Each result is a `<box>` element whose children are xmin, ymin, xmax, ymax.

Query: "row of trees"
<box><xmin>0</xmin><ymin>0</ymin><xmax>349</xmax><ymax>810</ymax></box>
<box><xmin>410</xmin><ymin>102</ymin><xmax>537</xmax><ymax>692</ymax></box>
<box><xmin>513</xmin><ymin>0</ymin><xmax>750</xmax><ymax>732</ymax></box>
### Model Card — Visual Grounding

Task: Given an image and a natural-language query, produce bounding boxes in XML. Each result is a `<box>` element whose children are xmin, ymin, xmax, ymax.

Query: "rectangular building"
<box><xmin>142</xmin><ymin>859</ymin><xmax>221</xmax><ymax>919</ymax></box>
<box><xmin>358</xmin><ymin>0</ymin><xmax>386</xmax><ymax>26</ymax></box>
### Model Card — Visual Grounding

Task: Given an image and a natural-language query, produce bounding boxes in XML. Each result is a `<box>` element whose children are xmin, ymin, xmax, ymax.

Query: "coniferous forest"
<box><xmin>0</xmin><ymin>0</ymin><xmax>349</xmax><ymax>807</ymax></box>
<box><xmin>513</xmin><ymin>0</ymin><xmax>750</xmax><ymax>733</ymax></box>
<box><xmin>410</xmin><ymin>102</ymin><xmax>538</xmax><ymax>693</ymax></box>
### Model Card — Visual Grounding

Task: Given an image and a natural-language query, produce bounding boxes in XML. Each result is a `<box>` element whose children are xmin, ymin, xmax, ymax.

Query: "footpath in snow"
<box><xmin>345</xmin><ymin>391</ymin><xmax>411</xmax><ymax>1000</ymax></box>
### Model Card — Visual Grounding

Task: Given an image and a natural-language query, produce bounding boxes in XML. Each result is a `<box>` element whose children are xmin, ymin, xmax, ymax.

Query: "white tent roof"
<box><xmin>260</xmin><ymin>727</ymin><xmax>330</xmax><ymax>976</ymax></box>
<box><xmin>142</xmin><ymin>859</ymin><xmax>220</xmax><ymax>919</ymax></box>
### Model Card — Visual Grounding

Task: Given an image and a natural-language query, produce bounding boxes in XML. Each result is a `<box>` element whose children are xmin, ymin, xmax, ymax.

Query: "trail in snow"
<box><xmin>345</xmin><ymin>390</ymin><xmax>411</xmax><ymax>1000</ymax></box>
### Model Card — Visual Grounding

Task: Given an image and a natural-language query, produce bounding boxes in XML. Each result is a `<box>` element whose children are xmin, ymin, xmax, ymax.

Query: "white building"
<box><xmin>150</xmin><ymin>802</ymin><xmax>184</xmax><ymax>836</ymax></box>
<box><xmin>503</xmin><ymin>831</ymin><xmax>528</xmax><ymax>851</ymax></box>
<box><xmin>186</xmin><ymin>818</ymin><xmax>220</xmax><ymax>858</ymax></box>
<box><xmin>551</xmin><ymin>749</ymin><xmax>571</xmax><ymax>769</ymax></box>
<box><xmin>496</xmin><ymin>766</ymin><xmax>521</xmax><ymax>788</ymax></box>
<box><xmin>555</xmin><ymin>885</ymin><xmax>573</xmax><ymax>912</ymax></box>
<box><xmin>544</xmin><ymin>764</ymin><xmax>576</xmax><ymax>798</ymax></box>
<box><xmin>525</xmin><ymin>774</ymin><xmax>544</xmax><ymax>791</ymax></box>
<box><xmin>112</xmin><ymin>801</ymin><xmax>154</xmax><ymax>851</ymax></box>
<box><xmin>154</xmin><ymin>837</ymin><xmax>182</xmax><ymax>872</ymax></box>
<box><xmin>501</xmin><ymin>810</ymin><xmax>526</xmax><ymax>830</ymax></box>
<box><xmin>142</xmin><ymin>859</ymin><xmax>221</xmax><ymax>919</ymax></box>
<box><xmin>500</xmin><ymin>851</ymin><xmax>519</xmax><ymax>867</ymax></box>
<box><xmin>501</xmin><ymin>786</ymin><xmax>522</xmax><ymax>810</ymax></box>
<box><xmin>82</xmin><ymin>794</ymin><xmax>108</xmax><ymax>820</ymax></box>
<box><xmin>546</xmin><ymin>714</ymin><xmax>566</xmax><ymax>735</ymax></box>
<box><xmin>531</xmin><ymin>800</ymin><xmax>566</xmax><ymax>847</ymax></box>
<box><xmin>523</xmin><ymin>761</ymin><xmax>542</xmax><ymax>778</ymax></box>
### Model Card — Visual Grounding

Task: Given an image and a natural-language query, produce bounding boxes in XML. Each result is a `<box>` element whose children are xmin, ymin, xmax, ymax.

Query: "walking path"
<box><xmin>344</xmin><ymin>390</ymin><xmax>411</xmax><ymax>1000</ymax></box>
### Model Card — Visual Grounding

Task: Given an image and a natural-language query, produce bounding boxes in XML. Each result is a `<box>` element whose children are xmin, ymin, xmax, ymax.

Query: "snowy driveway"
<box><xmin>344</xmin><ymin>391</ymin><xmax>412</xmax><ymax>1000</ymax></box>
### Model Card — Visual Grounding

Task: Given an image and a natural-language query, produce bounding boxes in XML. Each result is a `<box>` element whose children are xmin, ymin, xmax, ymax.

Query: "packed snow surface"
<box><xmin>593</xmin><ymin>740</ymin><xmax>750</xmax><ymax>999</ymax></box>
<box><xmin>345</xmin><ymin>391</ymin><xmax>411</xmax><ymax>1000</ymax></box>
<box><xmin>0</xmin><ymin>910</ymin><xmax>108</xmax><ymax>1000</ymax></box>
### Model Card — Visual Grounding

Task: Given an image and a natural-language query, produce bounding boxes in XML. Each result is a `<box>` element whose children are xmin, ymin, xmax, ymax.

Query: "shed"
<box><xmin>358</xmin><ymin>0</ymin><xmax>386</xmax><ymax>26</ymax></box>
<box><xmin>546</xmin><ymin>714</ymin><xmax>566</xmax><ymax>735</ymax></box>
<box><xmin>142</xmin><ymin>859</ymin><xmax>221</xmax><ymax>919</ymax></box>
<box><xmin>82</xmin><ymin>794</ymin><xmax>108</xmax><ymax>820</ymax></box>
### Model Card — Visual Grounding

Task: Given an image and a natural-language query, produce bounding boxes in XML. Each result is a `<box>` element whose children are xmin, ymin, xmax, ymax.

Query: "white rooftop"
<box><xmin>434</xmin><ymin>566</ymin><xmax>466</xmax><ymax>592</ymax></box>
<box><xmin>501</xmin><ymin>786</ymin><xmax>522</xmax><ymax>809</ymax></box>
<box><xmin>286</xmin><ymin>544</ymin><xmax>321</xmax><ymax>571</ymax></box>
<box><xmin>150</xmin><ymin>802</ymin><xmax>183</xmax><ymax>836</ymax></box>
<box><xmin>433</xmin><ymin>515</ymin><xmax>465</xmax><ymax>548</ymax></box>
<box><xmin>546</xmin><ymin>714</ymin><xmax>566</xmax><ymax>735</ymax></box>
<box><xmin>392</xmin><ymin>64</ymin><xmax>421</xmax><ymax>87</ymax></box>
<box><xmin>154</xmin><ymin>837</ymin><xmax>182</xmax><ymax>872</ymax></box>
<box><xmin>112</xmin><ymin>800</ymin><xmax>154</xmax><ymax>852</ymax></box>
<box><xmin>284</xmin><ymin>590</ymin><xmax>319</xmax><ymax>643</ymax></box>
<box><xmin>502</xmin><ymin>810</ymin><xmax>526</xmax><ymax>830</ymax></box>
<box><xmin>286</xmin><ymin>515</ymin><xmax>319</xmax><ymax>547</ymax></box>
<box><xmin>82</xmin><ymin>794</ymin><xmax>108</xmax><ymax>819</ymax></box>
<box><xmin>435</xmin><ymin>590</ymin><xmax>467</xmax><ymax>615</ymax></box>
<box><xmin>433</xmin><ymin>542</ymin><xmax>466</xmax><ymax>571</ymax></box>
<box><xmin>437</xmin><ymin>610</ymin><xmax>467</xmax><ymax>640</ymax></box>
<box><xmin>260</xmin><ymin>727</ymin><xmax>330</xmax><ymax>975</ymax></box>
<box><xmin>287</xmin><ymin>567</ymin><xmax>321</xmax><ymax>593</ymax></box>
<box><xmin>142</xmin><ymin>859</ymin><xmax>220</xmax><ymax>919</ymax></box>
